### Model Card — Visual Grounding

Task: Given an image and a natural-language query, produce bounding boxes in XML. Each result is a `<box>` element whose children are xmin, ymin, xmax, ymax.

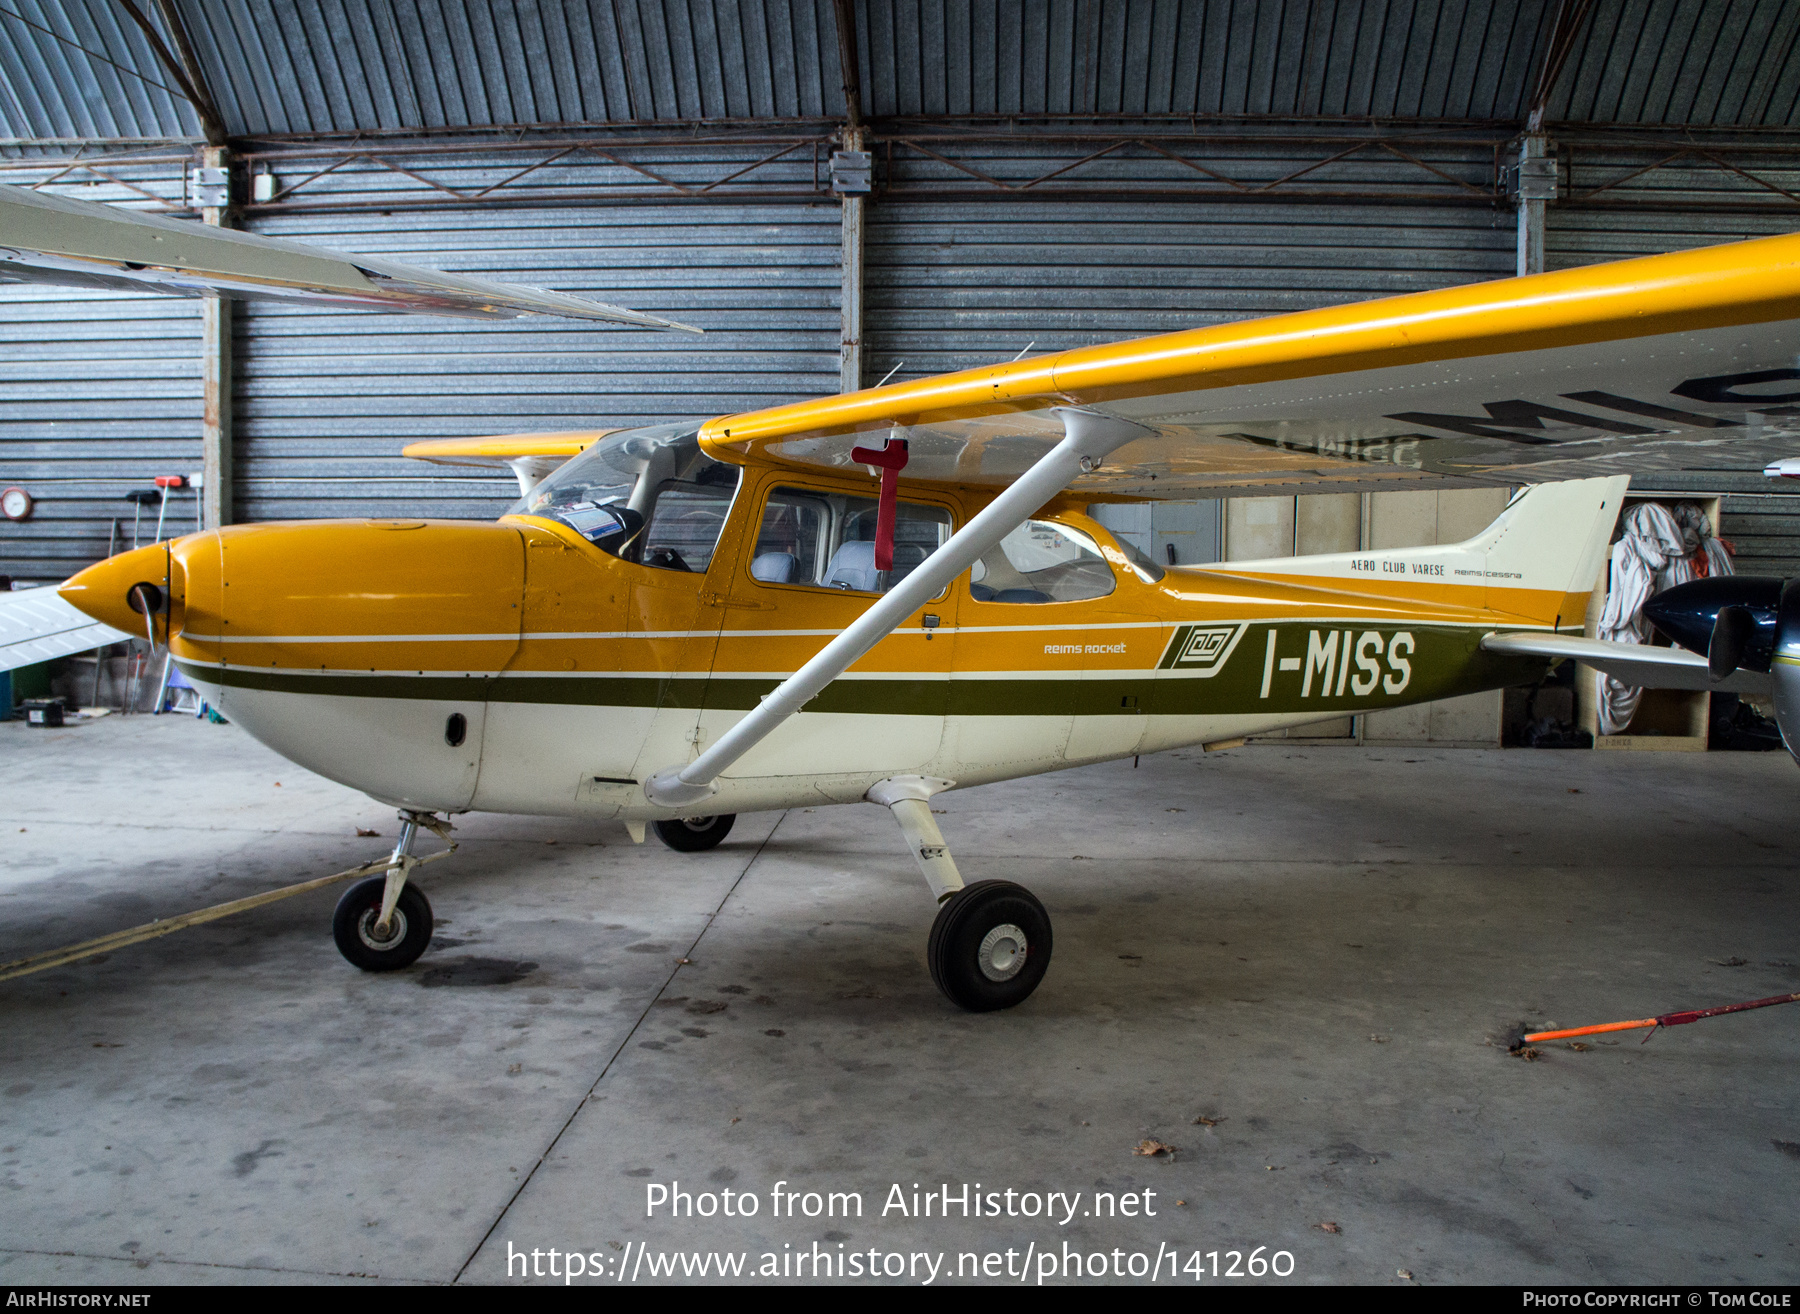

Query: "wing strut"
<box><xmin>643</xmin><ymin>407</ymin><xmax>1152</xmax><ymax>808</ymax></box>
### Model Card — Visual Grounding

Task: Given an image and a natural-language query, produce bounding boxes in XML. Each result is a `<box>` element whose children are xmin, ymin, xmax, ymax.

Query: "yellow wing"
<box><xmin>700</xmin><ymin>231</ymin><xmax>1800</xmax><ymax>498</ymax></box>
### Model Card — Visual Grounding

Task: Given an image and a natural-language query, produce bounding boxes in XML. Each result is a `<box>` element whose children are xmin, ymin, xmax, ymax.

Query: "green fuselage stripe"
<box><xmin>179</xmin><ymin>623</ymin><xmax>1544</xmax><ymax>718</ymax></box>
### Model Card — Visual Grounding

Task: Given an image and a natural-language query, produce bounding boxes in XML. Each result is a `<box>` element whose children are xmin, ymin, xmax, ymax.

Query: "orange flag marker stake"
<box><xmin>1523</xmin><ymin>991</ymin><xmax>1800</xmax><ymax>1045</ymax></box>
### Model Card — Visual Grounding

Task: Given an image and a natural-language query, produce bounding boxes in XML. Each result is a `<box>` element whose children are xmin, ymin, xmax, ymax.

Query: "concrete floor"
<box><xmin>1</xmin><ymin>714</ymin><xmax>1797</xmax><ymax>1287</ymax></box>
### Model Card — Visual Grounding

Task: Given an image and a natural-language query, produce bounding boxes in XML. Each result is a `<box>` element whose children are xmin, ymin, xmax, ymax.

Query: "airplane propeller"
<box><xmin>1645</xmin><ymin>575</ymin><xmax>1799</xmax><ymax>762</ymax></box>
<box><xmin>1709</xmin><ymin>604</ymin><xmax>1755</xmax><ymax>679</ymax></box>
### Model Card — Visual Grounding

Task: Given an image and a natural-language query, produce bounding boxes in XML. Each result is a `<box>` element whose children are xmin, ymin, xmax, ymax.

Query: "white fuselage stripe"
<box><xmin>181</xmin><ymin>616</ymin><xmax>1566</xmax><ymax>646</ymax></box>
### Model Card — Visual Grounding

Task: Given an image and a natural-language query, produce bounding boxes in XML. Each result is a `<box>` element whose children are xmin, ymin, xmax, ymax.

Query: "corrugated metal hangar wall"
<box><xmin>5</xmin><ymin>0</ymin><xmax>1800</xmax><ymax>585</ymax></box>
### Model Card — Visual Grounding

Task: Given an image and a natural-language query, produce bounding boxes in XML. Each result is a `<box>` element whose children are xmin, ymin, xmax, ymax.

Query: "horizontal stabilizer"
<box><xmin>1480</xmin><ymin>631</ymin><xmax>1771</xmax><ymax>694</ymax></box>
<box><xmin>0</xmin><ymin>184</ymin><xmax>701</xmax><ymax>332</ymax></box>
<box><xmin>0</xmin><ymin>585</ymin><xmax>131</xmax><ymax>674</ymax></box>
<box><xmin>403</xmin><ymin>430</ymin><xmax>617</xmax><ymax>496</ymax></box>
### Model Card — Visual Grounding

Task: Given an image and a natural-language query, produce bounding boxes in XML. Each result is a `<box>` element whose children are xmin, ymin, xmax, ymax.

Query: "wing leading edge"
<box><xmin>701</xmin><ymin>231</ymin><xmax>1800</xmax><ymax>498</ymax></box>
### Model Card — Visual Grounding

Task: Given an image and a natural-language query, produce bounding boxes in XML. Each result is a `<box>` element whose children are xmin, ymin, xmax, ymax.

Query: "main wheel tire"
<box><xmin>332</xmin><ymin>875</ymin><xmax>434</xmax><ymax>971</ymax></box>
<box><xmin>927</xmin><ymin>879</ymin><xmax>1052</xmax><ymax>1012</ymax></box>
<box><xmin>652</xmin><ymin>814</ymin><xmax>736</xmax><ymax>852</ymax></box>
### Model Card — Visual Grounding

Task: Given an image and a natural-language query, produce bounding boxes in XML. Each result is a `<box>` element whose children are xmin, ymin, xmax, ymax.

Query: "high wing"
<box><xmin>699</xmin><ymin>231</ymin><xmax>1800</xmax><ymax>498</ymax></box>
<box><xmin>0</xmin><ymin>184</ymin><xmax>700</xmax><ymax>332</ymax></box>
<box><xmin>1480</xmin><ymin>631</ymin><xmax>1771</xmax><ymax>695</ymax></box>
<box><xmin>0</xmin><ymin>586</ymin><xmax>130</xmax><ymax>674</ymax></box>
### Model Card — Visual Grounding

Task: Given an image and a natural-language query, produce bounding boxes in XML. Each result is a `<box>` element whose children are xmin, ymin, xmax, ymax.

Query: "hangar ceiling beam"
<box><xmin>113</xmin><ymin>0</ymin><xmax>226</xmax><ymax>147</ymax></box>
<box><xmin>1526</xmin><ymin>0</ymin><xmax>1599</xmax><ymax>135</ymax></box>
<box><xmin>831</xmin><ymin>0</ymin><xmax>863</xmax><ymax>131</ymax></box>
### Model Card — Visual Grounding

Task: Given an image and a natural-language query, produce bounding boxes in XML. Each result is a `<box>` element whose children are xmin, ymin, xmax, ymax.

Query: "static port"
<box><xmin>445</xmin><ymin>712</ymin><xmax>467</xmax><ymax>747</ymax></box>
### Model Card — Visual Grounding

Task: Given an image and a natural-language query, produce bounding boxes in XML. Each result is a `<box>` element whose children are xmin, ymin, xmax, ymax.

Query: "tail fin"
<box><xmin>1464</xmin><ymin>475</ymin><xmax>1627</xmax><ymax>617</ymax></box>
<box><xmin>1213</xmin><ymin>475</ymin><xmax>1628</xmax><ymax>629</ymax></box>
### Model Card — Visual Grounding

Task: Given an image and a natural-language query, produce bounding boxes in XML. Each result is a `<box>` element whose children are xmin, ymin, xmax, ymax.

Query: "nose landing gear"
<box><xmin>331</xmin><ymin>810</ymin><xmax>455</xmax><ymax>971</ymax></box>
<box><xmin>333</xmin><ymin>877</ymin><xmax>434</xmax><ymax>971</ymax></box>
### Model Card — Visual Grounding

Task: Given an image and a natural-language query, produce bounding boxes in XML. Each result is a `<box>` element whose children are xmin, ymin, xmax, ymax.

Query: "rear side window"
<box><xmin>750</xmin><ymin>486</ymin><xmax>952</xmax><ymax>594</ymax></box>
<box><xmin>969</xmin><ymin>521</ymin><xmax>1115</xmax><ymax>603</ymax></box>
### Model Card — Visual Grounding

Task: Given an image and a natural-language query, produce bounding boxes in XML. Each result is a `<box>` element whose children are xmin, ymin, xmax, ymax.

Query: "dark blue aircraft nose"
<box><xmin>1643</xmin><ymin>576</ymin><xmax>1782</xmax><ymax>672</ymax></box>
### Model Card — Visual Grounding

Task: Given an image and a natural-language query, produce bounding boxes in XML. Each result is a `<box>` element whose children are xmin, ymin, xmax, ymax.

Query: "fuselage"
<box><xmin>65</xmin><ymin>459</ymin><xmax>1564</xmax><ymax>820</ymax></box>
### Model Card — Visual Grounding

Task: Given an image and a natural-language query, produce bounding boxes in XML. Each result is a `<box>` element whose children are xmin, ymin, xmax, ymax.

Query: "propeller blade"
<box><xmin>1709</xmin><ymin>604</ymin><xmax>1754</xmax><ymax>680</ymax></box>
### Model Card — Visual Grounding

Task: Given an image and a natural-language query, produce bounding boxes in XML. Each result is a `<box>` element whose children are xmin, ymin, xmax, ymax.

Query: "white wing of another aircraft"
<box><xmin>0</xmin><ymin>586</ymin><xmax>130</xmax><ymax>675</ymax></box>
<box><xmin>0</xmin><ymin>183</ymin><xmax>701</xmax><ymax>331</ymax></box>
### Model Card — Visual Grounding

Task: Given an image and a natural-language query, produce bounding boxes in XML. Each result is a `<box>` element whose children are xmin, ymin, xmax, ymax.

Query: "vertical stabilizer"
<box><xmin>1465</xmin><ymin>475</ymin><xmax>1628</xmax><ymax>613</ymax></box>
<box><xmin>1210</xmin><ymin>475</ymin><xmax>1628</xmax><ymax>628</ymax></box>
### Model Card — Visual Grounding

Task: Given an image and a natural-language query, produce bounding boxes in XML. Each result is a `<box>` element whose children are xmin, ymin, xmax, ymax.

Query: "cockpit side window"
<box><xmin>638</xmin><ymin>466</ymin><xmax>737</xmax><ymax>573</ymax></box>
<box><xmin>969</xmin><ymin>520</ymin><xmax>1116</xmax><ymax>603</ymax></box>
<box><xmin>750</xmin><ymin>485</ymin><xmax>952</xmax><ymax>594</ymax></box>
<box><xmin>508</xmin><ymin>421</ymin><xmax>740</xmax><ymax>573</ymax></box>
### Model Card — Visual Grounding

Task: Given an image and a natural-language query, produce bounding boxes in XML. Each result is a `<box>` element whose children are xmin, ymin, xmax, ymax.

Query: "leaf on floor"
<box><xmin>355</xmin><ymin>828</ymin><xmax>380</xmax><ymax>837</ymax></box>
<box><xmin>1133</xmin><ymin>1138</ymin><xmax>1177</xmax><ymax>1157</ymax></box>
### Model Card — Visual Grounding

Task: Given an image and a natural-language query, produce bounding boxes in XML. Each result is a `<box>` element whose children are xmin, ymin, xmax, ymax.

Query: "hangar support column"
<box><xmin>198</xmin><ymin>146</ymin><xmax>234</xmax><ymax>529</ymax></box>
<box><xmin>838</xmin><ymin>128</ymin><xmax>866</xmax><ymax>395</ymax></box>
<box><xmin>1514</xmin><ymin>134</ymin><xmax>1553</xmax><ymax>278</ymax></box>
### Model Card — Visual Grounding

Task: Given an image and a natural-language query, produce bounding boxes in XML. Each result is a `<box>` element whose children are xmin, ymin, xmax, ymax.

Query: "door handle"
<box><xmin>705</xmin><ymin>592</ymin><xmax>776</xmax><ymax>611</ymax></box>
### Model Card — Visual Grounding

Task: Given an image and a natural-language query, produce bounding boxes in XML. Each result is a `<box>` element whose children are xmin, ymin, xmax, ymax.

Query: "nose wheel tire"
<box><xmin>332</xmin><ymin>875</ymin><xmax>434</xmax><ymax>971</ymax></box>
<box><xmin>927</xmin><ymin>880</ymin><xmax>1052</xmax><ymax>1012</ymax></box>
<box><xmin>653</xmin><ymin>814</ymin><xmax>736</xmax><ymax>852</ymax></box>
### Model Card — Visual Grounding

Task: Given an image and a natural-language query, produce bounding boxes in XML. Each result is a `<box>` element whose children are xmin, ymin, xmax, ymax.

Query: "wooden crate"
<box><xmin>1575</xmin><ymin>493</ymin><xmax>1720</xmax><ymax>753</ymax></box>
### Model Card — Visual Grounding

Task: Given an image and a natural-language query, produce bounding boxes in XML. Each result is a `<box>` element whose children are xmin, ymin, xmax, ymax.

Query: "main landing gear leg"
<box><xmin>866</xmin><ymin>777</ymin><xmax>1053</xmax><ymax>1013</ymax></box>
<box><xmin>332</xmin><ymin>810</ymin><xmax>454</xmax><ymax>972</ymax></box>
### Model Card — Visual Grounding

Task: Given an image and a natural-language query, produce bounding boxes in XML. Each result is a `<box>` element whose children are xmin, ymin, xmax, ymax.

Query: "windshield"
<box><xmin>508</xmin><ymin>421</ymin><xmax>740</xmax><ymax>570</ymax></box>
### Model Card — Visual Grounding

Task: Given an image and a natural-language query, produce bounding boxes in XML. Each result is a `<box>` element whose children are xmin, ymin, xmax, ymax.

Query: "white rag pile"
<box><xmin>1595</xmin><ymin>501</ymin><xmax>1735</xmax><ymax>734</ymax></box>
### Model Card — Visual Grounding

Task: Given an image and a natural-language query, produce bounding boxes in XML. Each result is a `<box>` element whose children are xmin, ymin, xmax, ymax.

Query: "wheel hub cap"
<box><xmin>978</xmin><ymin>923</ymin><xmax>1028</xmax><ymax>982</ymax></box>
<box><xmin>357</xmin><ymin>906</ymin><xmax>407</xmax><ymax>951</ymax></box>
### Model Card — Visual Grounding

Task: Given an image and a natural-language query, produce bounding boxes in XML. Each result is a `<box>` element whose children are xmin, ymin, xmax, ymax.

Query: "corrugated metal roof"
<box><xmin>5</xmin><ymin>0</ymin><xmax>1800</xmax><ymax>144</ymax></box>
<box><xmin>1549</xmin><ymin>0</ymin><xmax>1800</xmax><ymax>127</ymax></box>
<box><xmin>0</xmin><ymin>0</ymin><xmax>203</xmax><ymax>139</ymax></box>
<box><xmin>178</xmin><ymin>0</ymin><xmax>844</xmax><ymax>135</ymax></box>
<box><xmin>853</xmin><ymin>0</ymin><xmax>1551</xmax><ymax>121</ymax></box>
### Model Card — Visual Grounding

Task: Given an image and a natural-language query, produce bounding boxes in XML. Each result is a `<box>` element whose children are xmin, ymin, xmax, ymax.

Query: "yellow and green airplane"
<box><xmin>17</xmin><ymin>182</ymin><xmax>1800</xmax><ymax>1010</ymax></box>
